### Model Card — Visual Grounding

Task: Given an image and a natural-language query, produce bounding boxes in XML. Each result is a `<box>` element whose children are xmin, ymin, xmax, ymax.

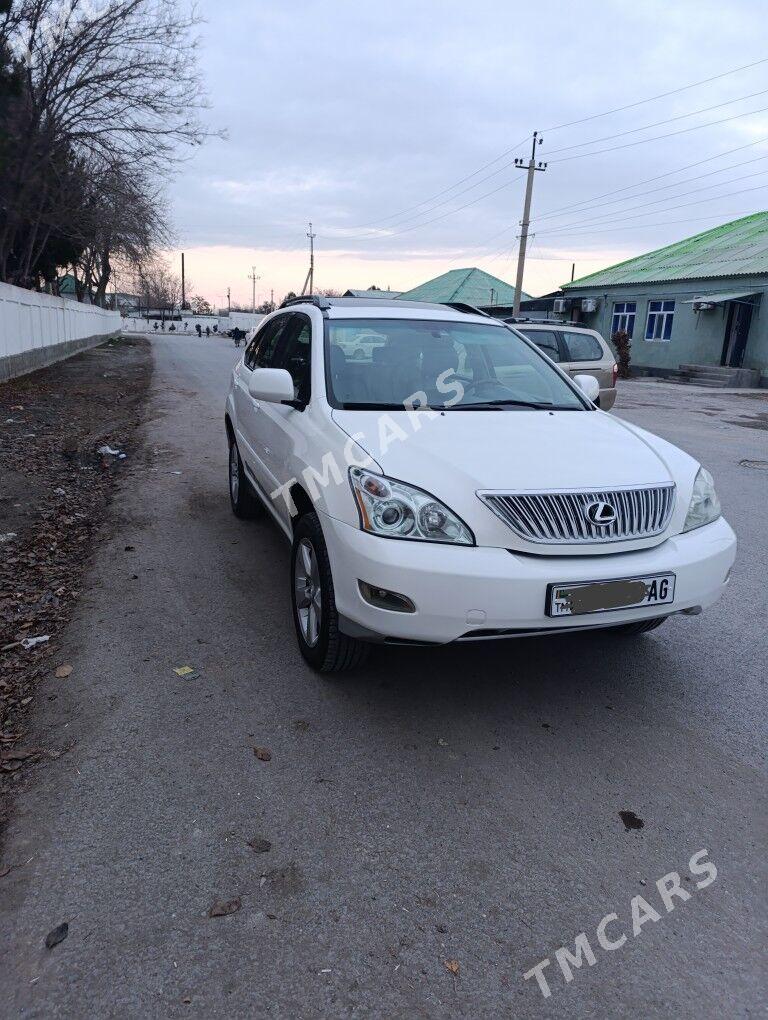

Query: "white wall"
<box><xmin>122</xmin><ymin>312</ymin><xmax>265</xmax><ymax>335</ymax></box>
<box><xmin>228</xmin><ymin>311</ymin><xmax>265</xmax><ymax>332</ymax></box>
<box><xmin>0</xmin><ymin>280</ymin><xmax>121</xmax><ymax>361</ymax></box>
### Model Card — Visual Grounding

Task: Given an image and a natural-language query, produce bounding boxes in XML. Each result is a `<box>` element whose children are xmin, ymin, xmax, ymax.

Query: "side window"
<box><xmin>645</xmin><ymin>300</ymin><xmax>675</xmax><ymax>341</ymax></box>
<box><xmin>562</xmin><ymin>330</ymin><xmax>603</xmax><ymax>362</ymax></box>
<box><xmin>276</xmin><ymin>314</ymin><xmax>312</xmax><ymax>403</ymax></box>
<box><xmin>518</xmin><ymin>329</ymin><xmax>561</xmax><ymax>362</ymax></box>
<box><xmin>611</xmin><ymin>301</ymin><xmax>636</xmax><ymax>337</ymax></box>
<box><xmin>245</xmin><ymin>316</ymin><xmax>289</xmax><ymax>370</ymax></box>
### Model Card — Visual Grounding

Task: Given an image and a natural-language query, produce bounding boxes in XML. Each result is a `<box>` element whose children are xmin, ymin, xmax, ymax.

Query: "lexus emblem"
<box><xmin>585</xmin><ymin>500</ymin><xmax>617</xmax><ymax>527</ymax></box>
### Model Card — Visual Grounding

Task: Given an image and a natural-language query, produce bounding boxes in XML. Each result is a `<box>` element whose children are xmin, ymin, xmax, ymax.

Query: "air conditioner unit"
<box><xmin>581</xmin><ymin>297</ymin><xmax>599</xmax><ymax>313</ymax></box>
<box><xmin>552</xmin><ymin>298</ymin><xmax>568</xmax><ymax>314</ymax></box>
<box><xmin>692</xmin><ymin>299</ymin><xmax>715</xmax><ymax>312</ymax></box>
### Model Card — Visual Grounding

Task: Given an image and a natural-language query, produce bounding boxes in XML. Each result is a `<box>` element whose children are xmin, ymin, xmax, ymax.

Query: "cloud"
<box><xmin>170</xmin><ymin>0</ymin><xmax>768</xmax><ymax>299</ymax></box>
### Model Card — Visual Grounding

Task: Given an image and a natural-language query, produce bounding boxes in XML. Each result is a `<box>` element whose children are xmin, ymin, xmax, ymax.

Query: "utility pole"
<box><xmin>248</xmin><ymin>266</ymin><xmax>260</xmax><ymax>314</ymax></box>
<box><xmin>512</xmin><ymin>132</ymin><xmax>547</xmax><ymax>316</ymax></box>
<box><xmin>227</xmin><ymin>286</ymin><xmax>231</xmax><ymax>314</ymax></box>
<box><xmin>301</xmin><ymin>221</ymin><xmax>316</xmax><ymax>295</ymax></box>
<box><xmin>181</xmin><ymin>252</ymin><xmax>185</xmax><ymax>311</ymax></box>
<box><xmin>270</xmin><ymin>287</ymin><xmax>274</xmax><ymax>310</ymax></box>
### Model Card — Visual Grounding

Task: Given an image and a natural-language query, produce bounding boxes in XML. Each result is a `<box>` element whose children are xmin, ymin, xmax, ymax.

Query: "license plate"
<box><xmin>547</xmin><ymin>573</ymin><xmax>675</xmax><ymax>617</ymax></box>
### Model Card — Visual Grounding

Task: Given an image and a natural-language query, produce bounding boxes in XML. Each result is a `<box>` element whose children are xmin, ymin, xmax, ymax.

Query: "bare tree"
<box><xmin>132</xmin><ymin>257</ymin><xmax>182</xmax><ymax>311</ymax></box>
<box><xmin>0</xmin><ymin>0</ymin><xmax>218</xmax><ymax>288</ymax></box>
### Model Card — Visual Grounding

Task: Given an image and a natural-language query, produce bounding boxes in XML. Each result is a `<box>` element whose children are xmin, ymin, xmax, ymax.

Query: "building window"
<box><xmin>611</xmin><ymin>301</ymin><xmax>636</xmax><ymax>336</ymax></box>
<box><xmin>645</xmin><ymin>300</ymin><xmax>675</xmax><ymax>341</ymax></box>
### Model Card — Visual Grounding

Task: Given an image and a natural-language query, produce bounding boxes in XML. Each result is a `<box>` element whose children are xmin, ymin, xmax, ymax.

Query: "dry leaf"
<box><xmin>445</xmin><ymin>959</ymin><xmax>460</xmax><ymax>976</ymax></box>
<box><xmin>253</xmin><ymin>747</ymin><xmax>272</xmax><ymax>762</ymax></box>
<box><xmin>45</xmin><ymin>922</ymin><xmax>69</xmax><ymax>949</ymax></box>
<box><xmin>208</xmin><ymin>897</ymin><xmax>241</xmax><ymax>918</ymax></box>
<box><xmin>247</xmin><ymin>837</ymin><xmax>272</xmax><ymax>853</ymax></box>
<box><xmin>55</xmin><ymin>664</ymin><xmax>73</xmax><ymax>678</ymax></box>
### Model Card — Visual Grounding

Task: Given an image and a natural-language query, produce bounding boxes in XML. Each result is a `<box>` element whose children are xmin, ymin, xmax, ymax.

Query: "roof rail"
<box><xmin>504</xmin><ymin>316</ymin><xmax>578</xmax><ymax>326</ymax></box>
<box><xmin>444</xmin><ymin>301</ymin><xmax>491</xmax><ymax>317</ymax></box>
<box><xmin>279</xmin><ymin>294</ymin><xmax>331</xmax><ymax>310</ymax></box>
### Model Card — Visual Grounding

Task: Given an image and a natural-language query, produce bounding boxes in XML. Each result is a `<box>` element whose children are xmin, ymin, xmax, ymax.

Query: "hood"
<box><xmin>332</xmin><ymin>408</ymin><xmax>675</xmax><ymax>490</ymax></box>
<box><xmin>331</xmin><ymin>408</ymin><xmax>690</xmax><ymax>552</ymax></box>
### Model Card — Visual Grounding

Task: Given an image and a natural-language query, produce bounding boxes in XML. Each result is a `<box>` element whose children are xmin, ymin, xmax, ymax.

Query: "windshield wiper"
<box><xmin>337</xmin><ymin>402</ymin><xmax>438</xmax><ymax>411</ymax></box>
<box><xmin>445</xmin><ymin>399</ymin><xmax>555</xmax><ymax>410</ymax></box>
<box><xmin>338</xmin><ymin>402</ymin><xmax>407</xmax><ymax>410</ymax></box>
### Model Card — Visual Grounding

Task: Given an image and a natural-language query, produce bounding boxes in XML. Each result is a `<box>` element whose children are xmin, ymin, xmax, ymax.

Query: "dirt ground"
<box><xmin>0</xmin><ymin>336</ymin><xmax>152</xmax><ymax>827</ymax></box>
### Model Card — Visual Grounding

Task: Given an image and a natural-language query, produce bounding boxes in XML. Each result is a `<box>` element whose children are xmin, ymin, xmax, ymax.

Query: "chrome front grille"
<box><xmin>478</xmin><ymin>484</ymin><xmax>676</xmax><ymax>545</ymax></box>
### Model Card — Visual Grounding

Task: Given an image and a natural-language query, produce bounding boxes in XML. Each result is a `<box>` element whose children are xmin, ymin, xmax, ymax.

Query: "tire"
<box><xmin>613</xmin><ymin>616</ymin><xmax>668</xmax><ymax>635</ymax></box>
<box><xmin>228</xmin><ymin>435</ymin><xmax>262</xmax><ymax>519</ymax></box>
<box><xmin>291</xmin><ymin>512</ymin><xmax>370</xmax><ymax>673</ymax></box>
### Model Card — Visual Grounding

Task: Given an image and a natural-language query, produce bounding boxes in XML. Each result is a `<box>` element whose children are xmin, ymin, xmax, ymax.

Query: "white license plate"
<box><xmin>547</xmin><ymin>573</ymin><xmax>675</xmax><ymax>617</ymax></box>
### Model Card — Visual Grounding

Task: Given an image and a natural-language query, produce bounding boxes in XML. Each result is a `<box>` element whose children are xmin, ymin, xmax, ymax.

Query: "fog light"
<box><xmin>358</xmin><ymin>581</ymin><xmax>416</xmax><ymax>613</ymax></box>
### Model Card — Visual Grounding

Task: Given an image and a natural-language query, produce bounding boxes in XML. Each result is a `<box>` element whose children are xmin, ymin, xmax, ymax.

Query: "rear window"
<box><xmin>562</xmin><ymin>330</ymin><xmax>603</xmax><ymax>362</ymax></box>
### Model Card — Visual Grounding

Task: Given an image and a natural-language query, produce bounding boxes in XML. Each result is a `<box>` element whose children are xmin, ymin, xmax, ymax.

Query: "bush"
<box><xmin>611</xmin><ymin>330</ymin><xmax>631</xmax><ymax>379</ymax></box>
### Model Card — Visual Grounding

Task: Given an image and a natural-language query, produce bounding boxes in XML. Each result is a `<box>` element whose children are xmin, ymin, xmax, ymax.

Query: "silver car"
<box><xmin>508</xmin><ymin>321</ymin><xmax>618</xmax><ymax>411</ymax></box>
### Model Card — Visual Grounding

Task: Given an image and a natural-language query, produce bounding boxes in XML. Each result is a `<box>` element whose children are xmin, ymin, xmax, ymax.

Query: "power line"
<box><xmin>534</xmin><ymin>145</ymin><xmax>768</xmax><ymax>222</ymax></box>
<box><xmin>320</xmin><ymin>173</ymin><xmax>526</xmax><ymax>242</ymax></box>
<box><xmin>548</xmin><ymin>104</ymin><xmax>768</xmax><ymax>163</ymax></box>
<box><xmin>330</xmin><ymin>140</ymin><xmax>530</xmax><ymax>237</ymax></box>
<box><xmin>326</xmin><ymin>107</ymin><xmax>767</xmax><ymax>244</ymax></box>
<box><xmin>530</xmin><ymin>173</ymin><xmax>768</xmax><ymax>234</ymax></box>
<box><xmin>338</xmin><ymin>136</ymin><xmax>532</xmax><ymax>231</ymax></box>
<box><xmin>449</xmin><ymin>141</ymin><xmax>768</xmax><ymax>263</ymax></box>
<box><xmin>330</xmin><ymin>57</ymin><xmax>768</xmax><ymax>235</ymax></box>
<box><xmin>544</xmin><ymin>87</ymin><xmax>768</xmax><ymax>157</ymax></box>
<box><xmin>541</xmin><ymin>56</ymin><xmax>768</xmax><ymax>132</ymax></box>
<box><xmin>532</xmin><ymin>204</ymin><xmax>768</xmax><ymax>238</ymax></box>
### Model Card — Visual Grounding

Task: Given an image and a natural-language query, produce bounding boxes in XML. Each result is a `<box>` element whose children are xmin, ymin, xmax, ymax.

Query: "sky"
<box><xmin>167</xmin><ymin>0</ymin><xmax>768</xmax><ymax>309</ymax></box>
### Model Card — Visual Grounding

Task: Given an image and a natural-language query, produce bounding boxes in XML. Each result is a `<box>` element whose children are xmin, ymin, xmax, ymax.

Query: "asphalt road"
<box><xmin>3</xmin><ymin>334</ymin><xmax>766</xmax><ymax>1019</ymax></box>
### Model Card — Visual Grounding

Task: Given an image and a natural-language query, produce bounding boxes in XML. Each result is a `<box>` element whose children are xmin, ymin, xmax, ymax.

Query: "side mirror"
<box><xmin>573</xmin><ymin>373</ymin><xmax>600</xmax><ymax>404</ymax></box>
<box><xmin>248</xmin><ymin>367</ymin><xmax>295</xmax><ymax>403</ymax></box>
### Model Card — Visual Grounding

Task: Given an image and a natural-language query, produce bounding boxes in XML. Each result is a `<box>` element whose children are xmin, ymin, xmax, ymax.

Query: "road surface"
<box><xmin>2</xmin><ymin>334</ymin><xmax>766</xmax><ymax>1018</ymax></box>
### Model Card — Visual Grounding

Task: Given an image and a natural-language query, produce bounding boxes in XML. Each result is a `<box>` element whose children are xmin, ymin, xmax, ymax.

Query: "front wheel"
<box><xmin>291</xmin><ymin>513</ymin><xmax>370</xmax><ymax>672</ymax></box>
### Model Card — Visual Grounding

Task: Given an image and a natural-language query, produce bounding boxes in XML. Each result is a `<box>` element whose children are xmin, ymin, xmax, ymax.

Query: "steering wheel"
<box><xmin>462</xmin><ymin>377</ymin><xmax>518</xmax><ymax>398</ymax></box>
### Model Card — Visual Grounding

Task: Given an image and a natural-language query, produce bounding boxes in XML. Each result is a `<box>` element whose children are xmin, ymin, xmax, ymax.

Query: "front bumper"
<box><xmin>319</xmin><ymin>512</ymin><xmax>736</xmax><ymax>644</ymax></box>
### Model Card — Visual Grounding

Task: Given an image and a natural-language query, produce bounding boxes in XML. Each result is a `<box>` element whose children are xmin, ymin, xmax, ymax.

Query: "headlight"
<box><xmin>349</xmin><ymin>467</ymin><xmax>474</xmax><ymax>545</ymax></box>
<box><xmin>682</xmin><ymin>467</ymin><xmax>721</xmax><ymax>532</ymax></box>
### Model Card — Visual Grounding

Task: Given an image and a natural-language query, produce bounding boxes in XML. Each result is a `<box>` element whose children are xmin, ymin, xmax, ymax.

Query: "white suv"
<box><xmin>225</xmin><ymin>297</ymin><xmax>735</xmax><ymax>672</ymax></box>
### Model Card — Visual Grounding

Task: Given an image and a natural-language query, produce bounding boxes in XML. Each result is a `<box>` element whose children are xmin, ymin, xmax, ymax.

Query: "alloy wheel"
<box><xmin>229</xmin><ymin>442</ymin><xmax>240</xmax><ymax>503</ymax></box>
<box><xmin>294</xmin><ymin>538</ymin><xmax>322</xmax><ymax>647</ymax></box>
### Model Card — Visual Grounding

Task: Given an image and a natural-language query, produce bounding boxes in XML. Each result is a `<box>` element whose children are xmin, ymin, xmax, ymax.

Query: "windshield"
<box><xmin>325</xmin><ymin>318</ymin><xmax>587</xmax><ymax>410</ymax></box>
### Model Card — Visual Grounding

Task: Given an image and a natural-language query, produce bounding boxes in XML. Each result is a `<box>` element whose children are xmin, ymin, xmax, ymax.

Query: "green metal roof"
<box><xmin>562</xmin><ymin>211</ymin><xmax>768</xmax><ymax>289</ymax></box>
<box><xmin>397</xmin><ymin>267</ymin><xmax>531</xmax><ymax>305</ymax></box>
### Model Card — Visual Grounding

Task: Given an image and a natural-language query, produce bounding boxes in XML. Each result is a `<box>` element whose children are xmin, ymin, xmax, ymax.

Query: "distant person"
<box><xmin>213</xmin><ymin>324</ymin><xmax>218</xmax><ymax>333</ymax></box>
<box><xmin>169</xmin><ymin>323</ymin><xmax>176</xmax><ymax>332</ymax></box>
<box><xmin>153</xmin><ymin>321</ymin><xmax>158</xmax><ymax>331</ymax></box>
<box><xmin>196</xmin><ymin>324</ymin><xmax>202</xmax><ymax>338</ymax></box>
<box><xmin>160</xmin><ymin>321</ymin><xmax>165</xmax><ymax>331</ymax></box>
<box><xmin>184</xmin><ymin>321</ymin><xmax>189</xmax><ymax>332</ymax></box>
<box><xmin>205</xmin><ymin>326</ymin><xmax>211</xmax><ymax>338</ymax></box>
